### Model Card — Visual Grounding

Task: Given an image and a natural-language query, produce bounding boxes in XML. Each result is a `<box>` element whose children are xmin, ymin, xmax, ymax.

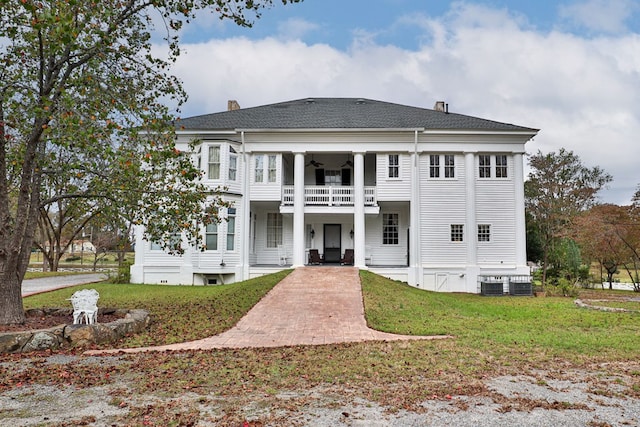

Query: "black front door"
<box><xmin>323</xmin><ymin>224</ymin><xmax>341</xmax><ymax>263</ymax></box>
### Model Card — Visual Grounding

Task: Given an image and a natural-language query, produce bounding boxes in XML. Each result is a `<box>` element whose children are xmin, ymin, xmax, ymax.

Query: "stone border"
<box><xmin>0</xmin><ymin>308</ymin><xmax>151</xmax><ymax>354</ymax></box>
<box><xmin>574</xmin><ymin>299</ymin><xmax>640</xmax><ymax>313</ymax></box>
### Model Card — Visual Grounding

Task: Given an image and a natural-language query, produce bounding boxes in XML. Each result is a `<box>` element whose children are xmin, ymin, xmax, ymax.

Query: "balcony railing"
<box><xmin>282</xmin><ymin>186</ymin><xmax>377</xmax><ymax>206</ymax></box>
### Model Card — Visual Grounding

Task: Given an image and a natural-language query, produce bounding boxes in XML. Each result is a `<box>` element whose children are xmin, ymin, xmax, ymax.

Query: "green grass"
<box><xmin>23</xmin><ymin>270</ymin><xmax>291</xmax><ymax>348</ymax></box>
<box><xmin>360</xmin><ymin>270</ymin><xmax>640</xmax><ymax>361</ymax></box>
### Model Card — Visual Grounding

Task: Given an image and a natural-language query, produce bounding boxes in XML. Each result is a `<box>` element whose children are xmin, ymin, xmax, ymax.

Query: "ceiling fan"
<box><xmin>341</xmin><ymin>155</ymin><xmax>354</xmax><ymax>168</ymax></box>
<box><xmin>305</xmin><ymin>155</ymin><xmax>324</xmax><ymax>168</ymax></box>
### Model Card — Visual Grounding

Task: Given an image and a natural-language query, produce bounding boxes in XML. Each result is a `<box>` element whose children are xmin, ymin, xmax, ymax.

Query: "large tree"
<box><xmin>0</xmin><ymin>0</ymin><xmax>300</xmax><ymax>324</ymax></box>
<box><xmin>525</xmin><ymin>149</ymin><xmax>612</xmax><ymax>285</ymax></box>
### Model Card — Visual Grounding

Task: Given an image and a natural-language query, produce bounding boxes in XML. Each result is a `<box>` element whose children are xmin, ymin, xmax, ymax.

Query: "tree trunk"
<box><xmin>0</xmin><ymin>272</ymin><xmax>26</xmax><ymax>324</ymax></box>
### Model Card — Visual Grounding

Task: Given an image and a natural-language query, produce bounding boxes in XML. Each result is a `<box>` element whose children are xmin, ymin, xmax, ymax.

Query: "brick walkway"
<box><xmin>87</xmin><ymin>267</ymin><xmax>450</xmax><ymax>355</ymax></box>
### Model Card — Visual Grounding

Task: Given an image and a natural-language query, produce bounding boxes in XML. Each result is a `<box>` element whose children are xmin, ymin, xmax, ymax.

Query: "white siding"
<box><xmin>365</xmin><ymin>202</ymin><xmax>409</xmax><ymax>266</ymax></box>
<box><xmin>419</xmin><ymin>154</ymin><xmax>467</xmax><ymax>265</ymax></box>
<box><xmin>250</xmin><ymin>154</ymin><xmax>282</xmax><ymax>201</ymax></box>
<box><xmin>475</xmin><ymin>160</ymin><xmax>517</xmax><ymax>265</ymax></box>
<box><xmin>376</xmin><ymin>153</ymin><xmax>411</xmax><ymax>201</ymax></box>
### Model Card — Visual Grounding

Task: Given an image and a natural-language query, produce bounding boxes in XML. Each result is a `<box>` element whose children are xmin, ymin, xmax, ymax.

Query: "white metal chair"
<box><xmin>68</xmin><ymin>289</ymin><xmax>100</xmax><ymax>325</ymax></box>
<box><xmin>277</xmin><ymin>245</ymin><xmax>288</xmax><ymax>266</ymax></box>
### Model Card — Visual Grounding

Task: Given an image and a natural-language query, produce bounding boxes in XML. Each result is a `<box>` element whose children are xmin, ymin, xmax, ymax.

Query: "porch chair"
<box><xmin>277</xmin><ymin>245</ymin><xmax>289</xmax><ymax>266</ymax></box>
<box><xmin>308</xmin><ymin>249</ymin><xmax>323</xmax><ymax>265</ymax></box>
<box><xmin>68</xmin><ymin>289</ymin><xmax>100</xmax><ymax>325</ymax></box>
<box><xmin>340</xmin><ymin>249</ymin><xmax>354</xmax><ymax>266</ymax></box>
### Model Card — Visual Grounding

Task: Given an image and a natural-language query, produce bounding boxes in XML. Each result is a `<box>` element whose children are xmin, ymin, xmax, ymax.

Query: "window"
<box><xmin>478</xmin><ymin>224</ymin><xmax>491</xmax><ymax>242</ymax></box>
<box><xmin>255</xmin><ymin>154</ymin><xmax>277</xmax><ymax>183</ymax></box>
<box><xmin>267</xmin><ymin>213</ymin><xmax>283</xmax><ymax>248</ymax></box>
<box><xmin>479</xmin><ymin>155</ymin><xmax>491</xmax><ymax>178</ymax></box>
<box><xmin>267</xmin><ymin>155</ymin><xmax>277</xmax><ymax>183</ymax></box>
<box><xmin>429</xmin><ymin>155</ymin><xmax>440</xmax><ymax>178</ymax></box>
<box><xmin>208</xmin><ymin>145</ymin><xmax>220</xmax><ymax>179</ymax></box>
<box><xmin>450</xmin><ymin>224</ymin><xmax>464</xmax><ymax>242</ymax></box>
<box><xmin>495</xmin><ymin>155</ymin><xmax>508</xmax><ymax>178</ymax></box>
<box><xmin>205</xmin><ymin>223</ymin><xmax>218</xmax><ymax>250</ymax></box>
<box><xmin>428</xmin><ymin>154</ymin><xmax>455</xmax><ymax>179</ymax></box>
<box><xmin>388</xmin><ymin>154</ymin><xmax>399</xmax><ymax>178</ymax></box>
<box><xmin>228</xmin><ymin>146</ymin><xmax>237</xmax><ymax>181</ymax></box>
<box><xmin>254</xmin><ymin>155</ymin><xmax>264</xmax><ymax>182</ymax></box>
<box><xmin>226</xmin><ymin>208</ymin><xmax>236</xmax><ymax>250</ymax></box>
<box><xmin>325</xmin><ymin>170</ymin><xmax>341</xmax><ymax>185</ymax></box>
<box><xmin>151</xmin><ymin>232</ymin><xmax>181</xmax><ymax>251</ymax></box>
<box><xmin>383</xmin><ymin>213</ymin><xmax>399</xmax><ymax>245</ymax></box>
<box><xmin>444</xmin><ymin>155</ymin><xmax>455</xmax><ymax>178</ymax></box>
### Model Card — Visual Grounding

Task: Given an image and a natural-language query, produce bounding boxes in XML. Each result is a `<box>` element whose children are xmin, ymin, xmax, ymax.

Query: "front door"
<box><xmin>323</xmin><ymin>224</ymin><xmax>341</xmax><ymax>263</ymax></box>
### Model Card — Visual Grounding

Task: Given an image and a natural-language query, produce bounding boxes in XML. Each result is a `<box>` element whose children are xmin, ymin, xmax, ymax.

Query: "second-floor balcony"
<box><xmin>282</xmin><ymin>186</ymin><xmax>377</xmax><ymax>207</ymax></box>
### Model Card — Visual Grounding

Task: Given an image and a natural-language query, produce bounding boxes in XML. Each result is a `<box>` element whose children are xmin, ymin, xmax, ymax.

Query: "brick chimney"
<box><xmin>227</xmin><ymin>100</ymin><xmax>241</xmax><ymax>111</ymax></box>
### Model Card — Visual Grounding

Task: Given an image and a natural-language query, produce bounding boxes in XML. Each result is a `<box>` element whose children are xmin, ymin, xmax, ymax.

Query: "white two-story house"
<box><xmin>131</xmin><ymin>98</ymin><xmax>538</xmax><ymax>293</ymax></box>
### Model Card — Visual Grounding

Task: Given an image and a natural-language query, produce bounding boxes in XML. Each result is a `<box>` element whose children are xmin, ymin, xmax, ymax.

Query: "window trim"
<box><xmin>205</xmin><ymin>222</ymin><xmax>218</xmax><ymax>251</ymax></box>
<box><xmin>428</xmin><ymin>154</ymin><xmax>456</xmax><ymax>179</ymax></box>
<box><xmin>387</xmin><ymin>154</ymin><xmax>400</xmax><ymax>179</ymax></box>
<box><xmin>226</xmin><ymin>208</ymin><xmax>236</xmax><ymax>251</ymax></box>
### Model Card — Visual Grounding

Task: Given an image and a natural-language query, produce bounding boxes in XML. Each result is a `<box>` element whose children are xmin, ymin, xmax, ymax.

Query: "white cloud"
<box><xmin>559</xmin><ymin>0</ymin><xmax>637</xmax><ymax>34</ymax></box>
<box><xmin>169</xmin><ymin>3</ymin><xmax>640</xmax><ymax>204</ymax></box>
<box><xmin>276</xmin><ymin>18</ymin><xmax>320</xmax><ymax>40</ymax></box>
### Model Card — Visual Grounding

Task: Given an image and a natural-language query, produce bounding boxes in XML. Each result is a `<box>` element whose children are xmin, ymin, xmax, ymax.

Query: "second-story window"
<box><xmin>429</xmin><ymin>154</ymin><xmax>455</xmax><ymax>179</ymax></box>
<box><xmin>444</xmin><ymin>155</ymin><xmax>455</xmax><ymax>178</ymax></box>
<box><xmin>388</xmin><ymin>154</ymin><xmax>399</xmax><ymax>178</ymax></box>
<box><xmin>254</xmin><ymin>154</ymin><xmax>277</xmax><ymax>183</ymax></box>
<box><xmin>268</xmin><ymin>155</ymin><xmax>277</xmax><ymax>182</ymax></box>
<box><xmin>429</xmin><ymin>155</ymin><xmax>440</xmax><ymax>178</ymax></box>
<box><xmin>495</xmin><ymin>155</ymin><xmax>508</xmax><ymax>178</ymax></box>
<box><xmin>478</xmin><ymin>155</ymin><xmax>491</xmax><ymax>178</ymax></box>
<box><xmin>450</xmin><ymin>224</ymin><xmax>464</xmax><ymax>242</ymax></box>
<box><xmin>208</xmin><ymin>145</ymin><xmax>220</xmax><ymax>179</ymax></box>
<box><xmin>228</xmin><ymin>146</ymin><xmax>237</xmax><ymax>181</ymax></box>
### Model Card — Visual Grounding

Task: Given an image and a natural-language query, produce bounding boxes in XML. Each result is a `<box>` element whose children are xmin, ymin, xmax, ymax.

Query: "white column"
<box><xmin>241</xmin><ymin>133</ymin><xmax>251</xmax><ymax>280</ymax></box>
<box><xmin>409</xmin><ymin>148</ymin><xmax>421</xmax><ymax>285</ymax></box>
<box><xmin>513</xmin><ymin>152</ymin><xmax>527</xmax><ymax>267</ymax></box>
<box><xmin>464</xmin><ymin>152</ymin><xmax>478</xmax><ymax>286</ymax></box>
<box><xmin>353</xmin><ymin>152</ymin><xmax>366</xmax><ymax>267</ymax></box>
<box><xmin>292</xmin><ymin>152</ymin><xmax>306</xmax><ymax>266</ymax></box>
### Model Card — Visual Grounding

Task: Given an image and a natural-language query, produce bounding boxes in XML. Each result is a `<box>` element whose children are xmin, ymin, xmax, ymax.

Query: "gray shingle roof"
<box><xmin>177</xmin><ymin>98</ymin><xmax>537</xmax><ymax>132</ymax></box>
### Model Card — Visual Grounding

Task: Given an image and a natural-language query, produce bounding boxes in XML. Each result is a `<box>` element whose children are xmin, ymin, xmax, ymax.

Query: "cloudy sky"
<box><xmin>165</xmin><ymin>0</ymin><xmax>640</xmax><ymax>205</ymax></box>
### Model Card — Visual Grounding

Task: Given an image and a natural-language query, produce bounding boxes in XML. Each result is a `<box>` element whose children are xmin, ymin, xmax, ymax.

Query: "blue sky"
<box><xmin>163</xmin><ymin>0</ymin><xmax>640</xmax><ymax>204</ymax></box>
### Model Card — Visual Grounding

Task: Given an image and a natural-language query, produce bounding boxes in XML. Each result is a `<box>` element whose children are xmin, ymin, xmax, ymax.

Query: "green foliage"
<box><xmin>109</xmin><ymin>260</ymin><xmax>133</xmax><ymax>284</ymax></box>
<box><xmin>525</xmin><ymin>149</ymin><xmax>612</xmax><ymax>285</ymax></box>
<box><xmin>0</xmin><ymin>0</ymin><xmax>302</xmax><ymax>324</ymax></box>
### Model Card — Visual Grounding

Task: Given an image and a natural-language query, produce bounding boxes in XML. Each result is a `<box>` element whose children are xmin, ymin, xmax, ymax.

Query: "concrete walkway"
<box><xmin>88</xmin><ymin>267</ymin><xmax>450</xmax><ymax>355</ymax></box>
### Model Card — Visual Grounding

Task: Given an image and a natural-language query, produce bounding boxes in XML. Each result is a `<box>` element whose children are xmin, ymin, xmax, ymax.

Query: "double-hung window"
<box><xmin>226</xmin><ymin>208</ymin><xmax>236</xmax><ymax>250</ymax></box>
<box><xmin>429</xmin><ymin>154</ymin><xmax>455</xmax><ymax>178</ymax></box>
<box><xmin>383</xmin><ymin>213</ymin><xmax>399</xmax><ymax>245</ymax></box>
<box><xmin>255</xmin><ymin>154</ymin><xmax>277</xmax><ymax>183</ymax></box>
<box><xmin>266</xmin><ymin>213</ymin><xmax>283</xmax><ymax>248</ymax></box>
<box><xmin>208</xmin><ymin>145</ymin><xmax>220</xmax><ymax>179</ymax></box>
<box><xmin>388</xmin><ymin>154</ymin><xmax>399</xmax><ymax>178</ymax></box>
<box><xmin>479</xmin><ymin>154</ymin><xmax>509</xmax><ymax>178</ymax></box>
<box><xmin>444</xmin><ymin>155</ymin><xmax>455</xmax><ymax>178</ymax></box>
<box><xmin>495</xmin><ymin>155</ymin><xmax>508</xmax><ymax>178</ymax></box>
<box><xmin>478</xmin><ymin>155</ymin><xmax>491</xmax><ymax>178</ymax></box>
<box><xmin>429</xmin><ymin>155</ymin><xmax>440</xmax><ymax>178</ymax></box>
<box><xmin>205</xmin><ymin>223</ymin><xmax>218</xmax><ymax>251</ymax></box>
<box><xmin>228</xmin><ymin>147</ymin><xmax>237</xmax><ymax>181</ymax></box>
